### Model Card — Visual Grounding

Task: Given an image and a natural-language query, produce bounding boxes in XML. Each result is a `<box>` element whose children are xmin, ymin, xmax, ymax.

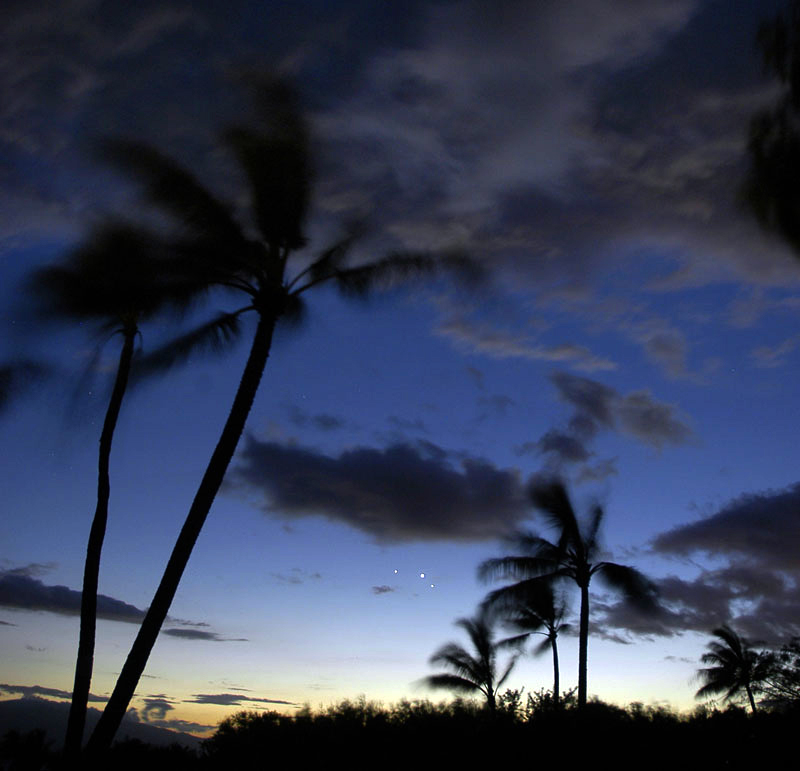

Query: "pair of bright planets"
<box><xmin>394</xmin><ymin>568</ymin><xmax>434</xmax><ymax>588</ymax></box>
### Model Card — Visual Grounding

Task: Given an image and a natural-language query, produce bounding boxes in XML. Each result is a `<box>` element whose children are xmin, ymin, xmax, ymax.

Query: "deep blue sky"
<box><xmin>2</xmin><ymin>0</ymin><xmax>800</xmax><ymax>735</ymax></box>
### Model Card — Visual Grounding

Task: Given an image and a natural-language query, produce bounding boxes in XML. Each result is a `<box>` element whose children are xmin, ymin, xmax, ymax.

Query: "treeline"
<box><xmin>4</xmin><ymin>694</ymin><xmax>799</xmax><ymax>770</ymax></box>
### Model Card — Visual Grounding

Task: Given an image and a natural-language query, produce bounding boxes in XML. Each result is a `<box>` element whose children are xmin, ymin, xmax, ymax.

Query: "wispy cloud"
<box><xmin>162</xmin><ymin>629</ymin><xmax>248</xmax><ymax>643</ymax></box>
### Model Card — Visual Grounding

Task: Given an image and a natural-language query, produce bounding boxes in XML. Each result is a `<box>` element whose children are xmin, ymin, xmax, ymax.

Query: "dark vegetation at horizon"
<box><xmin>3</xmin><ymin>691</ymin><xmax>800</xmax><ymax>771</ymax></box>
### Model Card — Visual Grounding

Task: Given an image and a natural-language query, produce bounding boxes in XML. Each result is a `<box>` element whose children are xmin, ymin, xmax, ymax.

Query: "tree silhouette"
<box><xmin>421</xmin><ymin>609</ymin><xmax>519</xmax><ymax>712</ymax></box>
<box><xmin>695</xmin><ymin>624</ymin><xmax>769</xmax><ymax>713</ymax></box>
<box><xmin>85</xmin><ymin>78</ymin><xmax>474</xmax><ymax>755</ymax></box>
<box><xmin>741</xmin><ymin>1</ymin><xmax>800</xmax><ymax>253</ymax></box>
<box><xmin>484</xmin><ymin>580</ymin><xmax>570</xmax><ymax>707</ymax></box>
<box><xmin>478</xmin><ymin>479</ymin><xmax>657</xmax><ymax>708</ymax></box>
<box><xmin>28</xmin><ymin>224</ymin><xmax>204</xmax><ymax>759</ymax></box>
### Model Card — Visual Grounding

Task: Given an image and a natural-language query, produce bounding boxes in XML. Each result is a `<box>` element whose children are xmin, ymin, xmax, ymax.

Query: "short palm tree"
<box><xmin>422</xmin><ymin>609</ymin><xmax>519</xmax><ymax>712</ymax></box>
<box><xmin>478</xmin><ymin>479</ymin><xmax>657</xmax><ymax>708</ymax></box>
<box><xmin>86</xmin><ymin>79</ymin><xmax>473</xmax><ymax>755</ymax></box>
<box><xmin>29</xmin><ymin>224</ymin><xmax>204</xmax><ymax>758</ymax></box>
<box><xmin>695</xmin><ymin>624</ymin><xmax>769</xmax><ymax>713</ymax></box>
<box><xmin>485</xmin><ymin>581</ymin><xmax>570</xmax><ymax>707</ymax></box>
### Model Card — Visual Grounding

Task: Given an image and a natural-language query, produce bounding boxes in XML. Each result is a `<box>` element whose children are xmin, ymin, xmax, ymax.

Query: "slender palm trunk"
<box><xmin>578</xmin><ymin>583</ymin><xmax>589</xmax><ymax>708</ymax></box>
<box><xmin>551</xmin><ymin>635</ymin><xmax>560</xmax><ymax>707</ymax></box>
<box><xmin>746</xmin><ymin>684</ymin><xmax>757</xmax><ymax>713</ymax></box>
<box><xmin>64</xmin><ymin>330</ymin><xmax>135</xmax><ymax>759</ymax></box>
<box><xmin>86</xmin><ymin>313</ymin><xmax>276</xmax><ymax>757</ymax></box>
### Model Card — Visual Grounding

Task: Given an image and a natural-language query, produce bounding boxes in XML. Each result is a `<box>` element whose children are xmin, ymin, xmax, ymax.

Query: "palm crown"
<box><xmin>479</xmin><ymin>479</ymin><xmax>657</xmax><ymax>708</ymax></box>
<box><xmin>423</xmin><ymin>609</ymin><xmax>519</xmax><ymax>712</ymax></box>
<box><xmin>696</xmin><ymin>624</ymin><xmax>769</xmax><ymax>713</ymax></box>
<box><xmin>86</xmin><ymin>77</ymin><xmax>475</xmax><ymax>755</ymax></box>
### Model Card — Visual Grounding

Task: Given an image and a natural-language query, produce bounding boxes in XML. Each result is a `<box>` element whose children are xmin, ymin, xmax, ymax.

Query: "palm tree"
<box><xmin>29</xmin><ymin>224</ymin><xmax>205</xmax><ymax>758</ymax></box>
<box><xmin>422</xmin><ymin>609</ymin><xmax>519</xmax><ymax>712</ymax></box>
<box><xmin>485</xmin><ymin>581</ymin><xmax>570</xmax><ymax>707</ymax></box>
<box><xmin>85</xmin><ymin>79</ymin><xmax>473</xmax><ymax>755</ymax></box>
<box><xmin>695</xmin><ymin>624</ymin><xmax>769</xmax><ymax>713</ymax></box>
<box><xmin>478</xmin><ymin>478</ymin><xmax>657</xmax><ymax>708</ymax></box>
<box><xmin>740</xmin><ymin>1</ymin><xmax>800</xmax><ymax>254</ymax></box>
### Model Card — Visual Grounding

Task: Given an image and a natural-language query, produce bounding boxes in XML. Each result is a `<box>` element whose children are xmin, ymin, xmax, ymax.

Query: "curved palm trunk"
<box><xmin>85</xmin><ymin>313</ymin><xmax>276</xmax><ymax>757</ymax></box>
<box><xmin>550</xmin><ymin>635</ymin><xmax>560</xmax><ymax>708</ymax></box>
<box><xmin>578</xmin><ymin>584</ymin><xmax>589</xmax><ymax>709</ymax></box>
<box><xmin>64</xmin><ymin>330</ymin><xmax>136</xmax><ymax>759</ymax></box>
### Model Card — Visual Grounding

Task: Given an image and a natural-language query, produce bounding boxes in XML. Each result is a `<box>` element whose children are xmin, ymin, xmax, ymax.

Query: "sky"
<box><xmin>2</xmin><ymin>0</ymin><xmax>800</xmax><ymax>738</ymax></box>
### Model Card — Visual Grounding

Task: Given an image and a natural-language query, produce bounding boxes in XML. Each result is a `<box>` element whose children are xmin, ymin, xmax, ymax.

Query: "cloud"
<box><xmin>597</xmin><ymin>483</ymin><xmax>800</xmax><ymax>644</ymax></box>
<box><xmin>434</xmin><ymin>308</ymin><xmax>616</xmax><ymax>372</ymax></box>
<box><xmin>0</xmin><ymin>683</ymin><xmax>107</xmax><ymax>702</ymax></box>
<box><xmin>750</xmin><ymin>335</ymin><xmax>800</xmax><ymax>368</ymax></box>
<box><xmin>270</xmin><ymin>568</ymin><xmax>322</xmax><ymax>586</ymax></box>
<box><xmin>0</xmin><ymin>571</ymin><xmax>146</xmax><ymax>623</ymax></box>
<box><xmin>371</xmin><ymin>585</ymin><xmax>396</xmax><ymax>595</ymax></box>
<box><xmin>186</xmin><ymin>693</ymin><xmax>295</xmax><ymax>707</ymax></box>
<box><xmin>0</xmin><ymin>566</ymin><xmax>226</xmax><ymax>634</ymax></box>
<box><xmin>521</xmin><ymin>429</ymin><xmax>592</xmax><ymax>464</ymax></box>
<box><xmin>652</xmin><ymin>483</ymin><xmax>800</xmax><ymax>570</ymax></box>
<box><xmin>623</xmin><ymin>319</ymin><xmax>690</xmax><ymax>379</ymax></box>
<box><xmin>550</xmin><ymin>371</ymin><xmax>692</xmax><ymax>449</ymax></box>
<box><xmin>141</xmin><ymin>697</ymin><xmax>175</xmax><ymax>722</ymax></box>
<box><xmin>162</xmin><ymin>629</ymin><xmax>248</xmax><ymax>643</ymax></box>
<box><xmin>230</xmin><ymin>437</ymin><xmax>529</xmax><ymax>542</ymax></box>
<box><xmin>288</xmin><ymin>405</ymin><xmax>346</xmax><ymax>431</ymax></box>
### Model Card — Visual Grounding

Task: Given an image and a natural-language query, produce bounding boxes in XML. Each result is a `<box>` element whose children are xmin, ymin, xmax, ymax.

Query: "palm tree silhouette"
<box><xmin>422</xmin><ymin>609</ymin><xmax>519</xmax><ymax>712</ymax></box>
<box><xmin>484</xmin><ymin>581</ymin><xmax>570</xmax><ymax>707</ymax></box>
<box><xmin>478</xmin><ymin>478</ymin><xmax>656</xmax><ymax>708</ymax></box>
<box><xmin>29</xmin><ymin>224</ymin><xmax>204</xmax><ymax>758</ymax></box>
<box><xmin>695</xmin><ymin>624</ymin><xmax>768</xmax><ymax>713</ymax></box>
<box><xmin>86</xmin><ymin>78</ymin><xmax>474</xmax><ymax>755</ymax></box>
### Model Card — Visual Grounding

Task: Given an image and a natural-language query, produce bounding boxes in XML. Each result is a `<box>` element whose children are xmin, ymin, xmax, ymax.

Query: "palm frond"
<box><xmin>496</xmin><ymin>656</ymin><xmax>518</xmax><ymax>690</ymax></box>
<box><xmin>224</xmin><ymin>125</ymin><xmax>311</xmax><ymax>251</ymax></box>
<box><xmin>332</xmin><ymin>249</ymin><xmax>481</xmax><ymax>298</ymax></box>
<box><xmin>533</xmin><ymin>637</ymin><xmax>553</xmax><ymax>657</ymax></box>
<box><xmin>478</xmin><ymin>555</ymin><xmax>561</xmax><ymax>585</ymax></box>
<box><xmin>288</xmin><ymin>224</ymin><xmax>366</xmax><ymax>292</ymax></box>
<box><xmin>528</xmin><ymin>479</ymin><xmax>581</xmax><ymax>551</ymax></box>
<box><xmin>133</xmin><ymin>309</ymin><xmax>246</xmax><ymax>377</ymax></box>
<box><xmin>97</xmin><ymin>140</ymin><xmax>245</xmax><ymax>247</ymax></box>
<box><xmin>422</xmin><ymin>674</ymin><xmax>482</xmax><ymax>695</ymax></box>
<box><xmin>594</xmin><ymin>562</ymin><xmax>659</xmax><ymax>611</ymax></box>
<box><xmin>0</xmin><ymin>360</ymin><xmax>49</xmax><ymax>414</ymax></box>
<box><xmin>584</xmin><ymin>503</ymin><xmax>605</xmax><ymax>558</ymax></box>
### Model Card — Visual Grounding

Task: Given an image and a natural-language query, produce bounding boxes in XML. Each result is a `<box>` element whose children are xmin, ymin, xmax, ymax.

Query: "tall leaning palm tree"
<box><xmin>29</xmin><ymin>224</ymin><xmax>204</xmax><ymax>759</ymax></box>
<box><xmin>695</xmin><ymin>624</ymin><xmax>769</xmax><ymax>714</ymax></box>
<box><xmin>86</xmin><ymin>79</ymin><xmax>472</xmax><ymax>755</ymax></box>
<box><xmin>484</xmin><ymin>581</ymin><xmax>570</xmax><ymax>707</ymax></box>
<box><xmin>422</xmin><ymin>609</ymin><xmax>519</xmax><ymax>712</ymax></box>
<box><xmin>478</xmin><ymin>479</ymin><xmax>657</xmax><ymax>709</ymax></box>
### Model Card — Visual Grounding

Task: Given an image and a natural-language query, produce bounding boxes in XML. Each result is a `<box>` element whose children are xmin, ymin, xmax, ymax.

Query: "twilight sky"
<box><xmin>2</xmin><ymin>0</ymin><xmax>800</xmax><ymax>737</ymax></box>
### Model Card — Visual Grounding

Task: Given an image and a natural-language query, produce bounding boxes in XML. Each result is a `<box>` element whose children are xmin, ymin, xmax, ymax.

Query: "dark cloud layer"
<box><xmin>0</xmin><ymin>571</ymin><xmax>146</xmax><ymax>624</ymax></box>
<box><xmin>231</xmin><ymin>437</ymin><xmax>528</xmax><ymax>542</ymax></box>
<box><xmin>596</xmin><ymin>483</ymin><xmax>800</xmax><ymax>644</ymax></box>
<box><xmin>186</xmin><ymin>693</ymin><xmax>295</xmax><ymax>707</ymax></box>
<box><xmin>652</xmin><ymin>483</ymin><xmax>800</xmax><ymax>570</ymax></box>
<box><xmin>0</xmin><ymin>683</ymin><xmax>107</xmax><ymax>702</ymax></box>
<box><xmin>0</xmin><ymin>566</ymin><xmax>233</xmax><ymax>638</ymax></box>
<box><xmin>551</xmin><ymin>371</ymin><xmax>693</xmax><ymax>449</ymax></box>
